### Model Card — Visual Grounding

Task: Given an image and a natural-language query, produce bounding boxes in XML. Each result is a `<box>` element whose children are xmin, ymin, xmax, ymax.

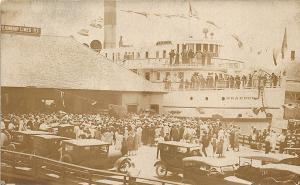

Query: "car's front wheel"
<box><xmin>155</xmin><ymin>163</ymin><xmax>167</xmax><ymax>178</ymax></box>
<box><xmin>118</xmin><ymin>160</ymin><xmax>131</xmax><ymax>173</ymax></box>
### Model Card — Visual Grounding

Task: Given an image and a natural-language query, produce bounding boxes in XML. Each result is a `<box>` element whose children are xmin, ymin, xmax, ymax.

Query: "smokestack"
<box><xmin>104</xmin><ymin>0</ymin><xmax>116</xmax><ymax>49</ymax></box>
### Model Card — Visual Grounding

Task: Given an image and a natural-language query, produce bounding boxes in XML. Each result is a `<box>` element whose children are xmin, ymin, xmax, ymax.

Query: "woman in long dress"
<box><xmin>234</xmin><ymin>129</ymin><xmax>240</xmax><ymax>152</ymax></box>
<box><xmin>127</xmin><ymin>133</ymin><xmax>134</xmax><ymax>156</ymax></box>
<box><xmin>133</xmin><ymin>131</ymin><xmax>139</xmax><ymax>155</ymax></box>
<box><xmin>115</xmin><ymin>131</ymin><xmax>123</xmax><ymax>150</ymax></box>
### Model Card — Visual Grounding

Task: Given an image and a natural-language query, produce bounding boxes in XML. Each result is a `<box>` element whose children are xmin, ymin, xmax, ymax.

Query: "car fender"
<box><xmin>114</xmin><ymin>156</ymin><xmax>132</xmax><ymax>169</ymax></box>
<box><xmin>154</xmin><ymin>161</ymin><xmax>165</xmax><ymax>167</ymax></box>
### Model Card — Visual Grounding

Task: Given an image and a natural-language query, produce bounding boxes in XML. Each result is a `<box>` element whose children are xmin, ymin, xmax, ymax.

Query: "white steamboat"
<box><xmin>101</xmin><ymin>31</ymin><xmax>286</xmax><ymax>122</ymax></box>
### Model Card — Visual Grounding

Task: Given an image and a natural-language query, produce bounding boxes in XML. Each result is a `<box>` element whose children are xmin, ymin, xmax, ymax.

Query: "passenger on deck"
<box><xmin>214</xmin><ymin>74</ymin><xmax>219</xmax><ymax>88</ymax></box>
<box><xmin>241</xmin><ymin>75</ymin><xmax>247</xmax><ymax>87</ymax></box>
<box><xmin>187</xmin><ymin>49</ymin><xmax>194</xmax><ymax>64</ymax></box>
<box><xmin>169</xmin><ymin>50</ymin><xmax>175</xmax><ymax>65</ymax></box>
<box><xmin>271</xmin><ymin>73</ymin><xmax>278</xmax><ymax>87</ymax></box>
<box><xmin>235</xmin><ymin>75</ymin><xmax>241</xmax><ymax>89</ymax></box>
<box><xmin>181</xmin><ymin>49</ymin><xmax>188</xmax><ymax>64</ymax></box>
<box><xmin>195</xmin><ymin>51</ymin><xmax>202</xmax><ymax>64</ymax></box>
<box><xmin>247</xmin><ymin>74</ymin><xmax>253</xmax><ymax>87</ymax></box>
<box><xmin>175</xmin><ymin>51</ymin><xmax>180</xmax><ymax>65</ymax></box>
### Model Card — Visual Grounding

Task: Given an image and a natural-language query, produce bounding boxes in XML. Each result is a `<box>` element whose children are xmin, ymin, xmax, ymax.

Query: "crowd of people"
<box><xmin>1</xmin><ymin>112</ymin><xmax>296</xmax><ymax>157</ymax></box>
<box><xmin>248</xmin><ymin>124</ymin><xmax>299</xmax><ymax>154</ymax></box>
<box><xmin>164</xmin><ymin>72</ymin><xmax>281</xmax><ymax>90</ymax></box>
<box><xmin>1</xmin><ymin>112</ymin><xmax>242</xmax><ymax>157</ymax></box>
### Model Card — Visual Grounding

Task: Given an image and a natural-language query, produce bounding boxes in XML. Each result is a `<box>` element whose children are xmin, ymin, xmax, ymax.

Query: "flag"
<box><xmin>281</xmin><ymin>28</ymin><xmax>287</xmax><ymax>59</ymax></box>
<box><xmin>231</xmin><ymin>34</ymin><xmax>243</xmax><ymax>48</ymax></box>
<box><xmin>188</xmin><ymin>0</ymin><xmax>193</xmax><ymax>17</ymax></box>
<box><xmin>273</xmin><ymin>48</ymin><xmax>278</xmax><ymax>66</ymax></box>
<box><xmin>206</xmin><ymin>21</ymin><xmax>221</xmax><ymax>29</ymax></box>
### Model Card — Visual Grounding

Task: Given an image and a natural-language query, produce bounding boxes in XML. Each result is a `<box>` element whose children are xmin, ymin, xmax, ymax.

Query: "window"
<box><xmin>91</xmin><ymin>145</ymin><xmax>108</xmax><ymax>154</ymax></box>
<box><xmin>162</xmin><ymin>145</ymin><xmax>169</xmax><ymax>152</ymax></box>
<box><xmin>207</xmin><ymin>55</ymin><xmax>212</xmax><ymax>65</ymax></box>
<box><xmin>105</xmin><ymin>53</ymin><xmax>108</xmax><ymax>57</ymax></box>
<box><xmin>145</xmin><ymin>72</ymin><xmax>150</xmax><ymax>80</ymax></box>
<box><xmin>209</xmin><ymin>44</ymin><xmax>214</xmax><ymax>52</ymax></box>
<box><xmin>112</xmin><ymin>53</ymin><xmax>115</xmax><ymax>61</ymax></box>
<box><xmin>163</xmin><ymin>50</ymin><xmax>166</xmax><ymax>58</ymax></box>
<box><xmin>188</xmin><ymin>44</ymin><xmax>194</xmax><ymax>51</ymax></box>
<box><xmin>196</xmin><ymin>44</ymin><xmax>201</xmax><ymax>52</ymax></box>
<box><xmin>145</xmin><ymin>51</ymin><xmax>149</xmax><ymax>58</ymax></box>
<box><xmin>137</xmin><ymin>52</ymin><xmax>140</xmax><ymax>59</ymax></box>
<box><xmin>65</xmin><ymin>144</ymin><xmax>74</xmax><ymax>151</ymax></box>
<box><xmin>156</xmin><ymin>72</ymin><xmax>160</xmax><ymax>80</ymax></box>
<box><xmin>17</xmin><ymin>135</ymin><xmax>24</xmax><ymax>142</ymax></box>
<box><xmin>203</xmin><ymin>44</ymin><xmax>208</xmax><ymax>52</ymax></box>
<box><xmin>156</xmin><ymin>51</ymin><xmax>159</xmax><ymax>58</ymax></box>
<box><xmin>177</xmin><ymin>147</ymin><xmax>188</xmax><ymax>154</ymax></box>
<box><xmin>215</xmin><ymin>45</ymin><xmax>219</xmax><ymax>53</ymax></box>
<box><xmin>166</xmin><ymin>72</ymin><xmax>170</xmax><ymax>78</ymax></box>
<box><xmin>179</xmin><ymin>72</ymin><xmax>184</xmax><ymax>79</ymax></box>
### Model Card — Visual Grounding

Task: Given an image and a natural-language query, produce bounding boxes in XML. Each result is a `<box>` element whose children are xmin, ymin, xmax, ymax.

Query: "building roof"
<box><xmin>1</xmin><ymin>34</ymin><xmax>164</xmax><ymax>92</ymax></box>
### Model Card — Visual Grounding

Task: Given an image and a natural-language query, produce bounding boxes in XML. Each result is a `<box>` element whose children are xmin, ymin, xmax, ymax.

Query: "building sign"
<box><xmin>1</xmin><ymin>25</ymin><xmax>41</xmax><ymax>36</ymax></box>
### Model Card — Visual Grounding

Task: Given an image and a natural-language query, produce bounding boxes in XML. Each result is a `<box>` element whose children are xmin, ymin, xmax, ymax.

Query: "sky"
<box><xmin>1</xmin><ymin>0</ymin><xmax>300</xmax><ymax>69</ymax></box>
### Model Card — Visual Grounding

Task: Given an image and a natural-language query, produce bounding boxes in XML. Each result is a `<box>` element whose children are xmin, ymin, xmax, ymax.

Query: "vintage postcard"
<box><xmin>1</xmin><ymin>0</ymin><xmax>300</xmax><ymax>185</ymax></box>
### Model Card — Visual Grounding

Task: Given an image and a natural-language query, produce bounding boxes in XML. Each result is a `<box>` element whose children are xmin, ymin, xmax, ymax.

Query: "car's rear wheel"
<box><xmin>118</xmin><ymin>160</ymin><xmax>131</xmax><ymax>173</ymax></box>
<box><xmin>156</xmin><ymin>163</ymin><xmax>167</xmax><ymax>178</ymax></box>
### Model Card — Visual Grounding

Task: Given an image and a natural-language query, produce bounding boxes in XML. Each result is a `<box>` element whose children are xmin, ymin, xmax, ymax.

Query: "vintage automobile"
<box><xmin>5</xmin><ymin>130</ymin><xmax>53</xmax><ymax>153</ymax></box>
<box><xmin>154</xmin><ymin>141</ymin><xmax>201</xmax><ymax>178</ymax></box>
<box><xmin>257</xmin><ymin>163</ymin><xmax>300</xmax><ymax>185</ymax></box>
<box><xmin>31</xmin><ymin>134</ymin><xmax>69</xmax><ymax>160</ymax></box>
<box><xmin>182</xmin><ymin>156</ymin><xmax>252</xmax><ymax>185</ymax></box>
<box><xmin>235</xmin><ymin>154</ymin><xmax>298</xmax><ymax>183</ymax></box>
<box><xmin>60</xmin><ymin>139</ymin><xmax>132</xmax><ymax>173</ymax></box>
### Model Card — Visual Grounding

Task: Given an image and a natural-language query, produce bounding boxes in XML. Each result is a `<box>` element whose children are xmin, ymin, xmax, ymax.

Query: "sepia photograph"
<box><xmin>1</xmin><ymin>0</ymin><xmax>300</xmax><ymax>184</ymax></box>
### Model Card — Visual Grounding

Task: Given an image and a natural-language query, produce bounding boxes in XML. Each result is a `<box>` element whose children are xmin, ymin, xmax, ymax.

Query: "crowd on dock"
<box><xmin>1</xmin><ymin>112</ymin><xmax>297</xmax><ymax>157</ymax></box>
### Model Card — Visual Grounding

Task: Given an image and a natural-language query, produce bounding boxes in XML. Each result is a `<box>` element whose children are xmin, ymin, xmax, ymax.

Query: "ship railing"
<box><xmin>118</xmin><ymin>58</ymin><xmax>220</xmax><ymax>68</ymax></box>
<box><xmin>158</xmin><ymin>79</ymin><xmax>282</xmax><ymax>91</ymax></box>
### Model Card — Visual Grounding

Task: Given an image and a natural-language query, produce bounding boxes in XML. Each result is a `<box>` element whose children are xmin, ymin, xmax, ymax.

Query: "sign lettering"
<box><xmin>1</xmin><ymin>25</ymin><xmax>41</xmax><ymax>36</ymax></box>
